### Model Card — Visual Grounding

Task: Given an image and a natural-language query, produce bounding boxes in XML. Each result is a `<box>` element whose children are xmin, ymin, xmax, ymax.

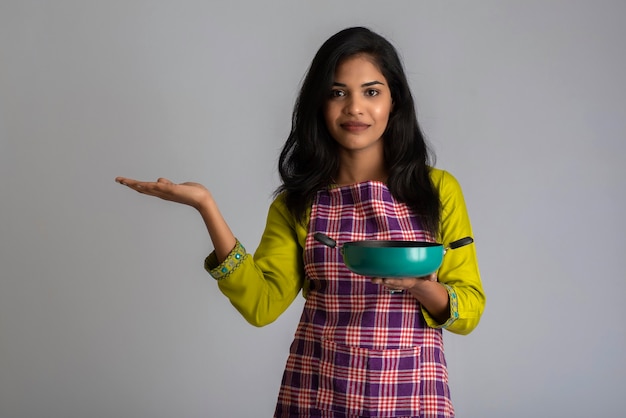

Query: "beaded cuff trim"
<box><xmin>204</xmin><ymin>240</ymin><xmax>248</xmax><ymax>281</ymax></box>
<box><xmin>440</xmin><ymin>283</ymin><xmax>459</xmax><ymax>328</ymax></box>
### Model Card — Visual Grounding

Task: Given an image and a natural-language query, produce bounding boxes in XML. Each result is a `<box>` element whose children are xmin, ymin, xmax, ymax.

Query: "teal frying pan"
<box><xmin>313</xmin><ymin>233</ymin><xmax>474</xmax><ymax>278</ymax></box>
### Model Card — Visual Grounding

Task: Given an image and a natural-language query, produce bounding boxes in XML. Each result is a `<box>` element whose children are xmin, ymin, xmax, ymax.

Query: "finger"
<box><xmin>117</xmin><ymin>179</ymin><xmax>163</xmax><ymax>196</ymax></box>
<box><xmin>384</xmin><ymin>280</ymin><xmax>405</xmax><ymax>292</ymax></box>
<box><xmin>381</xmin><ymin>278</ymin><xmax>399</xmax><ymax>290</ymax></box>
<box><xmin>418</xmin><ymin>273</ymin><xmax>438</xmax><ymax>282</ymax></box>
<box><xmin>116</xmin><ymin>178</ymin><xmax>144</xmax><ymax>189</ymax></box>
<box><xmin>383</xmin><ymin>278</ymin><xmax>399</xmax><ymax>287</ymax></box>
<box><xmin>115</xmin><ymin>176</ymin><xmax>131</xmax><ymax>185</ymax></box>
<box><xmin>157</xmin><ymin>178</ymin><xmax>174</xmax><ymax>184</ymax></box>
<box><xmin>115</xmin><ymin>177</ymin><xmax>147</xmax><ymax>186</ymax></box>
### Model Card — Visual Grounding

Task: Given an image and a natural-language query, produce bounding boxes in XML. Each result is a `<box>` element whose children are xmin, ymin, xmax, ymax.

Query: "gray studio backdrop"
<box><xmin>1</xmin><ymin>1</ymin><xmax>625</xmax><ymax>417</ymax></box>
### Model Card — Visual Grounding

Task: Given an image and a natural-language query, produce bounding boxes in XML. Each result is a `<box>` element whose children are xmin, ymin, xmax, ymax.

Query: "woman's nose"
<box><xmin>344</xmin><ymin>96</ymin><xmax>363</xmax><ymax>115</ymax></box>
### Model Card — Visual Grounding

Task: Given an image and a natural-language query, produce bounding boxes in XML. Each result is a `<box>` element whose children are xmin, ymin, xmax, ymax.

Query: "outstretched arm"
<box><xmin>115</xmin><ymin>177</ymin><xmax>236</xmax><ymax>261</ymax></box>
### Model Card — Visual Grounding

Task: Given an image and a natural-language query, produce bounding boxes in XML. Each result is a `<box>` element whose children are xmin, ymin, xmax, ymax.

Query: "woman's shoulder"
<box><xmin>428</xmin><ymin>167</ymin><xmax>460</xmax><ymax>189</ymax></box>
<box><xmin>268</xmin><ymin>191</ymin><xmax>311</xmax><ymax>226</ymax></box>
<box><xmin>268</xmin><ymin>191</ymin><xmax>290</xmax><ymax>217</ymax></box>
<box><xmin>265</xmin><ymin>191</ymin><xmax>309</xmax><ymax>247</ymax></box>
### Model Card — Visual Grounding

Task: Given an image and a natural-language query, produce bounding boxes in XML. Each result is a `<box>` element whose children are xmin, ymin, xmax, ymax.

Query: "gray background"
<box><xmin>1</xmin><ymin>1</ymin><xmax>625</xmax><ymax>417</ymax></box>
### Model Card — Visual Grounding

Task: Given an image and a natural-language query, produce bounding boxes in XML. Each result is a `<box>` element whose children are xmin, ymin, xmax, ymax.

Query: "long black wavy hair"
<box><xmin>276</xmin><ymin>27</ymin><xmax>441</xmax><ymax>236</ymax></box>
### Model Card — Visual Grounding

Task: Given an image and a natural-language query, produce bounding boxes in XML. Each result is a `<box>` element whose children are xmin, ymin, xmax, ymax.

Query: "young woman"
<box><xmin>116</xmin><ymin>27</ymin><xmax>485</xmax><ymax>418</ymax></box>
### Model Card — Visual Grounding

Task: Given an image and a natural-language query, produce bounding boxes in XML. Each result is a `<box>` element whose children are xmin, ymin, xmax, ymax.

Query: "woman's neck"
<box><xmin>334</xmin><ymin>149</ymin><xmax>387</xmax><ymax>186</ymax></box>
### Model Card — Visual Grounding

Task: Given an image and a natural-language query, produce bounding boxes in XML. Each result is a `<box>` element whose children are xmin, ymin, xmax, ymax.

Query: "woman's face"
<box><xmin>323</xmin><ymin>55</ymin><xmax>393</xmax><ymax>154</ymax></box>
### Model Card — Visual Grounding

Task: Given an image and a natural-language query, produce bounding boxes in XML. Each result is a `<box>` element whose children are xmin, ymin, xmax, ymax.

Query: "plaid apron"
<box><xmin>275</xmin><ymin>181</ymin><xmax>454</xmax><ymax>418</ymax></box>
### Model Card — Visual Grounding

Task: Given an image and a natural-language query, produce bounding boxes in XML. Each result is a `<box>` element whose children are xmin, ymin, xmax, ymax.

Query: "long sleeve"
<box><xmin>204</xmin><ymin>194</ymin><xmax>307</xmax><ymax>327</ymax></box>
<box><xmin>206</xmin><ymin>170</ymin><xmax>485</xmax><ymax>333</ymax></box>
<box><xmin>421</xmin><ymin>169</ymin><xmax>486</xmax><ymax>335</ymax></box>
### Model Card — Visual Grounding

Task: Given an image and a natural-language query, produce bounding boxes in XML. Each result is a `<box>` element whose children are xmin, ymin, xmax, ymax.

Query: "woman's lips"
<box><xmin>340</xmin><ymin>122</ymin><xmax>370</xmax><ymax>132</ymax></box>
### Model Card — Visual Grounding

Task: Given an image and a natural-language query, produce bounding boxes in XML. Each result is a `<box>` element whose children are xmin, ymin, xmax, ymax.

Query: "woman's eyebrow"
<box><xmin>332</xmin><ymin>80</ymin><xmax>385</xmax><ymax>87</ymax></box>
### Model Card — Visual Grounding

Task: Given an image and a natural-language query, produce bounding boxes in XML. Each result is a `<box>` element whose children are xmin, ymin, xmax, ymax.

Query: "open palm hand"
<box><xmin>115</xmin><ymin>177</ymin><xmax>211</xmax><ymax>211</ymax></box>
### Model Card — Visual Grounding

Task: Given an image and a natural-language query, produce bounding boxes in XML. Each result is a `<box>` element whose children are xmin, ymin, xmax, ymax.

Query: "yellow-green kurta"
<box><xmin>205</xmin><ymin>168</ymin><xmax>485</xmax><ymax>335</ymax></box>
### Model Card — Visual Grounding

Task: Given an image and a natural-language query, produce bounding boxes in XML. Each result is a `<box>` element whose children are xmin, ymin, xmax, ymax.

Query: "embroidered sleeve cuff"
<box><xmin>422</xmin><ymin>283</ymin><xmax>460</xmax><ymax>329</ymax></box>
<box><xmin>204</xmin><ymin>240</ymin><xmax>248</xmax><ymax>281</ymax></box>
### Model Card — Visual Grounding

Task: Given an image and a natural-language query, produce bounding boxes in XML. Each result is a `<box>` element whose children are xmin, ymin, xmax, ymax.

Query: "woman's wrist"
<box><xmin>408</xmin><ymin>280</ymin><xmax>450</xmax><ymax>322</ymax></box>
<box><xmin>195</xmin><ymin>194</ymin><xmax>237</xmax><ymax>262</ymax></box>
<box><xmin>195</xmin><ymin>192</ymin><xmax>216</xmax><ymax>214</ymax></box>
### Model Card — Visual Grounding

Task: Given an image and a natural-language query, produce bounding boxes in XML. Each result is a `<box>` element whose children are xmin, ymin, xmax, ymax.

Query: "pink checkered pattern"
<box><xmin>275</xmin><ymin>181</ymin><xmax>454</xmax><ymax>418</ymax></box>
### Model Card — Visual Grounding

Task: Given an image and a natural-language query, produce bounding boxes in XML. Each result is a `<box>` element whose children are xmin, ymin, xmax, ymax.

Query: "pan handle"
<box><xmin>448</xmin><ymin>236</ymin><xmax>474</xmax><ymax>250</ymax></box>
<box><xmin>313</xmin><ymin>232</ymin><xmax>338</xmax><ymax>248</ymax></box>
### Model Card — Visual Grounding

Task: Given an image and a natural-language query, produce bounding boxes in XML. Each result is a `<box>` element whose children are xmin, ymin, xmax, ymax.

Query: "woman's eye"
<box><xmin>365</xmin><ymin>89</ymin><xmax>379</xmax><ymax>97</ymax></box>
<box><xmin>330</xmin><ymin>90</ymin><xmax>345</xmax><ymax>98</ymax></box>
